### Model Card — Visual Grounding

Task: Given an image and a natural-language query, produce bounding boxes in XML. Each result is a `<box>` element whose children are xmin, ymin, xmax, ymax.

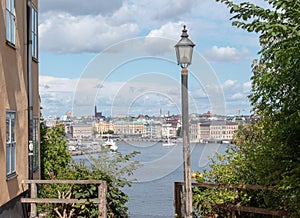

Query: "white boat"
<box><xmin>162</xmin><ymin>137</ymin><xmax>176</xmax><ymax>147</ymax></box>
<box><xmin>67</xmin><ymin>145</ymin><xmax>76</xmax><ymax>151</ymax></box>
<box><xmin>102</xmin><ymin>138</ymin><xmax>118</xmax><ymax>152</ymax></box>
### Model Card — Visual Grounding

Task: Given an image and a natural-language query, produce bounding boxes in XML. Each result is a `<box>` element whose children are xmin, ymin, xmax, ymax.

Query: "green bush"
<box><xmin>39</xmin><ymin>122</ymin><xmax>140</xmax><ymax>217</ymax></box>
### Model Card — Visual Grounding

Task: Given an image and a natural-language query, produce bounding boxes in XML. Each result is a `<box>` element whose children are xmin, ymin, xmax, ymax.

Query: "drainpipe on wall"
<box><xmin>27</xmin><ymin>0</ymin><xmax>33</xmax><ymax>181</ymax></box>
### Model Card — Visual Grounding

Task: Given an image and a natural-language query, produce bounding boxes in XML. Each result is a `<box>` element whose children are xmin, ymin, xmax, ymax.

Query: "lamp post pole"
<box><xmin>175</xmin><ymin>25</ymin><xmax>195</xmax><ymax>218</ymax></box>
<box><xmin>181</xmin><ymin>67</ymin><xmax>193</xmax><ymax>218</ymax></box>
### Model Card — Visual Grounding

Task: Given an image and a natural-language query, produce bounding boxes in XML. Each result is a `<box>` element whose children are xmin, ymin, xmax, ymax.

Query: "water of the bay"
<box><xmin>74</xmin><ymin>141</ymin><xmax>228</xmax><ymax>218</ymax></box>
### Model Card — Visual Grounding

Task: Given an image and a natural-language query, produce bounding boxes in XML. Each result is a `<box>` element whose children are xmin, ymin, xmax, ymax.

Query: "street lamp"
<box><xmin>175</xmin><ymin>25</ymin><xmax>195</xmax><ymax>218</ymax></box>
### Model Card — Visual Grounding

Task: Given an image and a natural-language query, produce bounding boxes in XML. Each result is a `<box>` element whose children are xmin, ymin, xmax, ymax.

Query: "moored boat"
<box><xmin>162</xmin><ymin>137</ymin><xmax>176</xmax><ymax>147</ymax></box>
<box><xmin>102</xmin><ymin>138</ymin><xmax>118</xmax><ymax>152</ymax></box>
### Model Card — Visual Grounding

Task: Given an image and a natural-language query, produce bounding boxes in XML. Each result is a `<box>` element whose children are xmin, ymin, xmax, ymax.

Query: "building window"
<box><xmin>32</xmin><ymin>6</ymin><xmax>38</xmax><ymax>59</ymax></box>
<box><xmin>33</xmin><ymin>117</ymin><xmax>39</xmax><ymax>170</ymax></box>
<box><xmin>6</xmin><ymin>0</ymin><xmax>15</xmax><ymax>45</ymax></box>
<box><xmin>6</xmin><ymin>111</ymin><xmax>16</xmax><ymax>177</ymax></box>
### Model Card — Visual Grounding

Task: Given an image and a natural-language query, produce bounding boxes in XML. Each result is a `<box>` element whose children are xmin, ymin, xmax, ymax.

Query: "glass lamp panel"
<box><xmin>179</xmin><ymin>46</ymin><xmax>192</xmax><ymax>64</ymax></box>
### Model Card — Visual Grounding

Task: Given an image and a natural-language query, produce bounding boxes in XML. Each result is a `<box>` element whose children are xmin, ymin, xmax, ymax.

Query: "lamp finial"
<box><xmin>181</xmin><ymin>25</ymin><xmax>188</xmax><ymax>37</ymax></box>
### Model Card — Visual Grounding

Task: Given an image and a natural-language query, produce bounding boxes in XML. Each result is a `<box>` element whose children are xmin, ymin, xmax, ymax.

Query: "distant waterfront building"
<box><xmin>60</xmin><ymin>119</ymin><xmax>73</xmax><ymax>138</ymax></box>
<box><xmin>114</xmin><ymin>120</ymin><xmax>145</xmax><ymax>137</ymax></box>
<box><xmin>190</xmin><ymin>121</ymin><xmax>198</xmax><ymax>142</ymax></box>
<box><xmin>63</xmin><ymin>113</ymin><xmax>240</xmax><ymax>141</ymax></box>
<box><xmin>161</xmin><ymin>123</ymin><xmax>178</xmax><ymax>138</ymax></box>
<box><xmin>190</xmin><ymin>121</ymin><xmax>238</xmax><ymax>142</ymax></box>
<box><xmin>199</xmin><ymin>122</ymin><xmax>211</xmax><ymax>140</ymax></box>
<box><xmin>93</xmin><ymin>121</ymin><xmax>114</xmax><ymax>135</ymax></box>
<box><xmin>210</xmin><ymin>121</ymin><xmax>238</xmax><ymax>140</ymax></box>
<box><xmin>144</xmin><ymin>122</ymin><xmax>162</xmax><ymax>139</ymax></box>
<box><xmin>71</xmin><ymin>124</ymin><xmax>93</xmax><ymax>139</ymax></box>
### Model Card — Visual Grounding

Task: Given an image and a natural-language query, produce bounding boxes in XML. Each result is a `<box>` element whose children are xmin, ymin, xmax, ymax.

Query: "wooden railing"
<box><xmin>21</xmin><ymin>180</ymin><xmax>107</xmax><ymax>218</ymax></box>
<box><xmin>174</xmin><ymin>182</ymin><xmax>290</xmax><ymax>218</ymax></box>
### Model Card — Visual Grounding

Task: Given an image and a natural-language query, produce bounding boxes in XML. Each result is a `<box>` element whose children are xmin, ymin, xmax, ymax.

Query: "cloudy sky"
<box><xmin>38</xmin><ymin>0</ymin><xmax>264</xmax><ymax>117</ymax></box>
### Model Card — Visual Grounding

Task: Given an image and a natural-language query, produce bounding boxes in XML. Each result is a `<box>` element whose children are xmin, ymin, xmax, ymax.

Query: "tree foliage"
<box><xmin>193</xmin><ymin>0</ymin><xmax>300</xmax><ymax>216</ymax></box>
<box><xmin>40</xmin><ymin>122</ymin><xmax>71</xmax><ymax>179</ymax></box>
<box><xmin>39</xmin><ymin>122</ymin><xmax>140</xmax><ymax>217</ymax></box>
<box><xmin>67</xmin><ymin>149</ymin><xmax>140</xmax><ymax>217</ymax></box>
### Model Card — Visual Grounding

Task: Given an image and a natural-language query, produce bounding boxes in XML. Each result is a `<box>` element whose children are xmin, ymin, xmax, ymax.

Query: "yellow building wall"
<box><xmin>0</xmin><ymin>0</ymin><xmax>39</xmax><ymax>207</ymax></box>
<box><xmin>94</xmin><ymin>122</ymin><xmax>115</xmax><ymax>134</ymax></box>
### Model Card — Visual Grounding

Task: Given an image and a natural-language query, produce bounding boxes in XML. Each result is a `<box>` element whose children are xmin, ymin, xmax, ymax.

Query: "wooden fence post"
<box><xmin>98</xmin><ymin>181</ymin><xmax>107</xmax><ymax>218</ymax></box>
<box><xmin>174</xmin><ymin>182</ymin><xmax>183</xmax><ymax>218</ymax></box>
<box><xmin>22</xmin><ymin>180</ymin><xmax>109</xmax><ymax>218</ymax></box>
<box><xmin>30</xmin><ymin>182</ymin><xmax>37</xmax><ymax>218</ymax></box>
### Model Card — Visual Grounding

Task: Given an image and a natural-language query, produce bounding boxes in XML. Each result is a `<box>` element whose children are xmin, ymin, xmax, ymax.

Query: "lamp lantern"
<box><xmin>175</xmin><ymin>25</ymin><xmax>195</xmax><ymax>68</ymax></box>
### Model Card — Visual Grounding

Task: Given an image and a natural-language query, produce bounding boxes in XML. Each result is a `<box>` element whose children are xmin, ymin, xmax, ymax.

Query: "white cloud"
<box><xmin>230</xmin><ymin>92</ymin><xmax>244</xmax><ymax>100</ymax></box>
<box><xmin>147</xmin><ymin>22</ymin><xmax>183</xmax><ymax>40</ymax></box>
<box><xmin>39</xmin><ymin>5</ymin><xmax>139</xmax><ymax>53</ymax></box>
<box><xmin>223</xmin><ymin>80</ymin><xmax>242</xmax><ymax>91</ymax></box>
<box><xmin>204</xmin><ymin>45</ymin><xmax>249</xmax><ymax>62</ymax></box>
<box><xmin>223</xmin><ymin>79</ymin><xmax>237</xmax><ymax>88</ymax></box>
<box><xmin>39</xmin><ymin>0</ymin><xmax>124</xmax><ymax>16</ymax></box>
<box><xmin>213</xmin><ymin>79</ymin><xmax>251</xmax><ymax>113</ymax></box>
<box><xmin>39</xmin><ymin>76</ymin><xmax>78</xmax><ymax>92</ymax></box>
<box><xmin>154</xmin><ymin>0</ymin><xmax>196</xmax><ymax>20</ymax></box>
<box><xmin>38</xmin><ymin>0</ymin><xmax>260</xmax><ymax>55</ymax></box>
<box><xmin>243</xmin><ymin>81</ymin><xmax>252</xmax><ymax>93</ymax></box>
<box><xmin>142</xmin><ymin>22</ymin><xmax>185</xmax><ymax>55</ymax></box>
<box><xmin>40</xmin><ymin>75</ymin><xmax>251</xmax><ymax>116</ymax></box>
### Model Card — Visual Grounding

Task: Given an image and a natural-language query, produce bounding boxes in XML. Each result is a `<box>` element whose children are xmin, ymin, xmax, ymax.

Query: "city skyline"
<box><xmin>38</xmin><ymin>0</ymin><xmax>267</xmax><ymax>117</ymax></box>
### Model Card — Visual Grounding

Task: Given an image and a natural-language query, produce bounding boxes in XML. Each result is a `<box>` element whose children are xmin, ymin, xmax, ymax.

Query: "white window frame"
<box><xmin>6</xmin><ymin>0</ymin><xmax>16</xmax><ymax>45</ymax></box>
<box><xmin>33</xmin><ymin>116</ymin><xmax>39</xmax><ymax>170</ymax></box>
<box><xmin>32</xmin><ymin>6</ymin><xmax>38</xmax><ymax>59</ymax></box>
<box><xmin>6</xmin><ymin>110</ymin><xmax>16</xmax><ymax>177</ymax></box>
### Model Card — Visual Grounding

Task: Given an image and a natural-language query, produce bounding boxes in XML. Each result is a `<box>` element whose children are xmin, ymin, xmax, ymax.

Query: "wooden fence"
<box><xmin>174</xmin><ymin>182</ymin><xmax>290</xmax><ymax>218</ymax></box>
<box><xmin>21</xmin><ymin>180</ymin><xmax>107</xmax><ymax>218</ymax></box>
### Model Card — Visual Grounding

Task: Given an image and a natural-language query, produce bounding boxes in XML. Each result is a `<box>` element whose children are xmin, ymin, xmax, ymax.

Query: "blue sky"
<box><xmin>38</xmin><ymin>0</ymin><xmax>265</xmax><ymax>117</ymax></box>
